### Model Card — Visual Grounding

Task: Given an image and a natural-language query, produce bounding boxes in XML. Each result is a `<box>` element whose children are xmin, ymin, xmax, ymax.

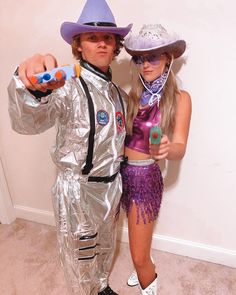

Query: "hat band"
<box><xmin>84</xmin><ymin>22</ymin><xmax>117</xmax><ymax>28</ymax></box>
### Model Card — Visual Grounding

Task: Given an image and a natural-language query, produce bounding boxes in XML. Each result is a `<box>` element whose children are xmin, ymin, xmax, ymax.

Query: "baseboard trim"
<box><xmin>118</xmin><ymin>227</ymin><xmax>236</xmax><ymax>269</ymax></box>
<box><xmin>14</xmin><ymin>206</ymin><xmax>236</xmax><ymax>268</ymax></box>
<box><xmin>14</xmin><ymin>205</ymin><xmax>55</xmax><ymax>226</ymax></box>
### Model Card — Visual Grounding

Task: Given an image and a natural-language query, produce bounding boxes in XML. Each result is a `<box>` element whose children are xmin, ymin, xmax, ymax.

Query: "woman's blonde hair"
<box><xmin>126</xmin><ymin>57</ymin><xmax>179</xmax><ymax>137</ymax></box>
<box><xmin>71</xmin><ymin>34</ymin><xmax>124</xmax><ymax>60</ymax></box>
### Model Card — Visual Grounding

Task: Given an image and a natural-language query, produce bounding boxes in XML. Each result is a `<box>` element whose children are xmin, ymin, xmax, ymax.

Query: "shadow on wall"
<box><xmin>172</xmin><ymin>56</ymin><xmax>187</xmax><ymax>75</ymax></box>
<box><xmin>159</xmin><ymin>160</ymin><xmax>182</xmax><ymax>191</ymax></box>
<box><xmin>111</xmin><ymin>58</ymin><xmax>132</xmax><ymax>90</ymax></box>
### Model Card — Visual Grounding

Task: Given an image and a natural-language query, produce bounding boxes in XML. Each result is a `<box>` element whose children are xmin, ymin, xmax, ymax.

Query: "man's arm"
<box><xmin>8</xmin><ymin>54</ymin><xmax>67</xmax><ymax>135</ymax></box>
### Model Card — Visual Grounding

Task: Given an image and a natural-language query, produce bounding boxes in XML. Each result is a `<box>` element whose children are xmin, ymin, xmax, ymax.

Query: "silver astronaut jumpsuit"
<box><xmin>8</xmin><ymin>61</ymin><xmax>127</xmax><ymax>295</ymax></box>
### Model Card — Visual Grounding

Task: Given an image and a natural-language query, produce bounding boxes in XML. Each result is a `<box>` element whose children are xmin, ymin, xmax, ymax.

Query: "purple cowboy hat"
<box><xmin>60</xmin><ymin>0</ymin><xmax>133</xmax><ymax>44</ymax></box>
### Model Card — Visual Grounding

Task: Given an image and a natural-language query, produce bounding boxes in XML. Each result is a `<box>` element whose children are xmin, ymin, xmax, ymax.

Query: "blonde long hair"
<box><xmin>126</xmin><ymin>60</ymin><xmax>179</xmax><ymax>137</ymax></box>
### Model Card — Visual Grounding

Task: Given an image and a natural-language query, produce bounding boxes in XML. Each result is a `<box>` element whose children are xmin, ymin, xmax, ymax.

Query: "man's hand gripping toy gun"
<box><xmin>29</xmin><ymin>64</ymin><xmax>81</xmax><ymax>84</ymax></box>
<box><xmin>150</xmin><ymin>125</ymin><xmax>162</xmax><ymax>144</ymax></box>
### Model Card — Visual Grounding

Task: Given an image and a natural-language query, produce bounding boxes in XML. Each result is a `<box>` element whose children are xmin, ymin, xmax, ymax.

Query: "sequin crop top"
<box><xmin>125</xmin><ymin>103</ymin><xmax>161</xmax><ymax>155</ymax></box>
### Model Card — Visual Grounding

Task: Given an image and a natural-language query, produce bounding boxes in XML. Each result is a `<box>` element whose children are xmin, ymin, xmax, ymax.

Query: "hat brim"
<box><xmin>61</xmin><ymin>22</ymin><xmax>133</xmax><ymax>44</ymax></box>
<box><xmin>125</xmin><ymin>40</ymin><xmax>186</xmax><ymax>59</ymax></box>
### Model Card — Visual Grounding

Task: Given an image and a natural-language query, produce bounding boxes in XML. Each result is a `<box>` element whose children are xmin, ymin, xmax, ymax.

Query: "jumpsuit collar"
<box><xmin>80</xmin><ymin>59</ymin><xmax>112</xmax><ymax>81</ymax></box>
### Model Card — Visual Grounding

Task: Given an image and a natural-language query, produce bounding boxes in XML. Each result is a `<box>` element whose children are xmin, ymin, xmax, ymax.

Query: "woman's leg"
<box><xmin>128</xmin><ymin>202</ymin><xmax>156</xmax><ymax>289</ymax></box>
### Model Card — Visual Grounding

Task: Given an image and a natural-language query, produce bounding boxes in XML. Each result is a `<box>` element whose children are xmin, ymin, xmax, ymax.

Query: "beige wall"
<box><xmin>1</xmin><ymin>0</ymin><xmax>236</xmax><ymax>267</ymax></box>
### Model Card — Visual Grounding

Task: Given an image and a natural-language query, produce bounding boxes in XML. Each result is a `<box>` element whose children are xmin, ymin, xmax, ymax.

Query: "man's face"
<box><xmin>78</xmin><ymin>32</ymin><xmax>116</xmax><ymax>72</ymax></box>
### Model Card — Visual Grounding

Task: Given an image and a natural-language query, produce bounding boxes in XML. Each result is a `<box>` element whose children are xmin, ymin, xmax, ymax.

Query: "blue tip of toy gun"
<box><xmin>29</xmin><ymin>64</ymin><xmax>80</xmax><ymax>84</ymax></box>
<box><xmin>42</xmin><ymin>73</ymin><xmax>51</xmax><ymax>81</ymax></box>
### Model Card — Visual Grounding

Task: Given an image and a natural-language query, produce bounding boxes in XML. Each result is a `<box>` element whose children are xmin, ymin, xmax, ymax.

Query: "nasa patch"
<box><xmin>116</xmin><ymin>112</ymin><xmax>125</xmax><ymax>132</ymax></box>
<box><xmin>97</xmin><ymin>110</ymin><xmax>109</xmax><ymax>126</ymax></box>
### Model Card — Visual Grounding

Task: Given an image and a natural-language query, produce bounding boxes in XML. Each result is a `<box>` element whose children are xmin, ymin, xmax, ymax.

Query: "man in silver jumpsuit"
<box><xmin>7</xmin><ymin>0</ymin><xmax>132</xmax><ymax>294</ymax></box>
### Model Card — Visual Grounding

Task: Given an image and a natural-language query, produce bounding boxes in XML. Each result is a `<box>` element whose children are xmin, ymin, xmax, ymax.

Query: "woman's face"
<box><xmin>133</xmin><ymin>53</ymin><xmax>169</xmax><ymax>82</ymax></box>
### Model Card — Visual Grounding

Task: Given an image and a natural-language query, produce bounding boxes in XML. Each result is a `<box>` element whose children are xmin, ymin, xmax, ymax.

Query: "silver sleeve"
<box><xmin>7</xmin><ymin>73</ymin><xmax>67</xmax><ymax>135</ymax></box>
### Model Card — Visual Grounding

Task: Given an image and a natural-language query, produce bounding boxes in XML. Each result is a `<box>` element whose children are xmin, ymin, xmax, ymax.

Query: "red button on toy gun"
<box><xmin>29</xmin><ymin>64</ymin><xmax>81</xmax><ymax>84</ymax></box>
<box><xmin>150</xmin><ymin>125</ymin><xmax>162</xmax><ymax>144</ymax></box>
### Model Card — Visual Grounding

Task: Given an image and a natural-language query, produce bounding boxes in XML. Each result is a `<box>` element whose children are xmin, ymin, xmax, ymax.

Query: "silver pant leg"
<box><xmin>97</xmin><ymin>211</ymin><xmax>119</xmax><ymax>292</ymax></box>
<box><xmin>52</xmin><ymin>172</ymin><xmax>122</xmax><ymax>295</ymax></box>
<box><xmin>83</xmin><ymin>174</ymin><xmax>122</xmax><ymax>292</ymax></box>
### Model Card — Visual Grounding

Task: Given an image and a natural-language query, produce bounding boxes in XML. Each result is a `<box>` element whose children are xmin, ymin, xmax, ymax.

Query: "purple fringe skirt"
<box><xmin>121</xmin><ymin>159</ymin><xmax>163</xmax><ymax>224</ymax></box>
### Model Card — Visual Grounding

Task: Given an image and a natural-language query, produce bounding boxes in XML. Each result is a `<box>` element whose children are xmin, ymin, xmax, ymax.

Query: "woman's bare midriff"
<box><xmin>125</xmin><ymin>147</ymin><xmax>151</xmax><ymax>160</ymax></box>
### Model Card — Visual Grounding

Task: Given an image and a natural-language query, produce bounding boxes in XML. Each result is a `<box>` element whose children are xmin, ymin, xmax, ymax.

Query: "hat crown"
<box><xmin>78</xmin><ymin>0</ymin><xmax>116</xmax><ymax>25</ymax></box>
<box><xmin>125</xmin><ymin>24</ymin><xmax>178</xmax><ymax>52</ymax></box>
<box><xmin>139</xmin><ymin>24</ymin><xmax>170</xmax><ymax>41</ymax></box>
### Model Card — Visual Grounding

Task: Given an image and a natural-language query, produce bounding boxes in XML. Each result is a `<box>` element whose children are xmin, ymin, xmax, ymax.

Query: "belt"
<box><xmin>87</xmin><ymin>172</ymin><xmax>119</xmax><ymax>183</ymax></box>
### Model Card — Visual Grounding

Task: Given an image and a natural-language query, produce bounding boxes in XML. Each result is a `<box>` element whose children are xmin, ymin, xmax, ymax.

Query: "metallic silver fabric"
<box><xmin>127</xmin><ymin>159</ymin><xmax>155</xmax><ymax>166</ymax></box>
<box><xmin>8</xmin><ymin>65</ymin><xmax>127</xmax><ymax>294</ymax></box>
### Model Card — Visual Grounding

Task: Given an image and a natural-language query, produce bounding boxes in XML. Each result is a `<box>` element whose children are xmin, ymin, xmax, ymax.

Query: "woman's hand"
<box><xmin>18</xmin><ymin>53</ymin><xmax>65</xmax><ymax>92</ymax></box>
<box><xmin>149</xmin><ymin>134</ymin><xmax>170</xmax><ymax>160</ymax></box>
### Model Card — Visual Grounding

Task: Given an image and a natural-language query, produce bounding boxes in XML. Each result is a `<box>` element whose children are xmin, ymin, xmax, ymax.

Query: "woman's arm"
<box><xmin>150</xmin><ymin>90</ymin><xmax>192</xmax><ymax>161</ymax></box>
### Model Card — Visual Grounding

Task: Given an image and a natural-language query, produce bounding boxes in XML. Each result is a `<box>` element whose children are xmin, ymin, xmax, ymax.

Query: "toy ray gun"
<box><xmin>150</xmin><ymin>125</ymin><xmax>162</xmax><ymax>144</ymax></box>
<box><xmin>29</xmin><ymin>64</ymin><xmax>81</xmax><ymax>84</ymax></box>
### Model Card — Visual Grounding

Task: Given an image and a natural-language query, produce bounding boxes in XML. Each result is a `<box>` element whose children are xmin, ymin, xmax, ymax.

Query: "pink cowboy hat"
<box><xmin>61</xmin><ymin>0</ymin><xmax>133</xmax><ymax>44</ymax></box>
<box><xmin>125</xmin><ymin>24</ymin><xmax>186</xmax><ymax>59</ymax></box>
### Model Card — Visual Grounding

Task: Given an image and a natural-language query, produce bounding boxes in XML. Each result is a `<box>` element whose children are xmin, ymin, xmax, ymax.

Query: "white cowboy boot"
<box><xmin>127</xmin><ymin>270</ymin><xmax>139</xmax><ymax>286</ymax></box>
<box><xmin>140</xmin><ymin>275</ymin><xmax>158</xmax><ymax>295</ymax></box>
<box><xmin>127</xmin><ymin>257</ymin><xmax>155</xmax><ymax>287</ymax></box>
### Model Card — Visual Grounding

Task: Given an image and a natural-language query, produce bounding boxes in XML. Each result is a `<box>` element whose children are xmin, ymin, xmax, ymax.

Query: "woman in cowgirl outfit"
<box><xmin>121</xmin><ymin>24</ymin><xmax>192</xmax><ymax>295</ymax></box>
